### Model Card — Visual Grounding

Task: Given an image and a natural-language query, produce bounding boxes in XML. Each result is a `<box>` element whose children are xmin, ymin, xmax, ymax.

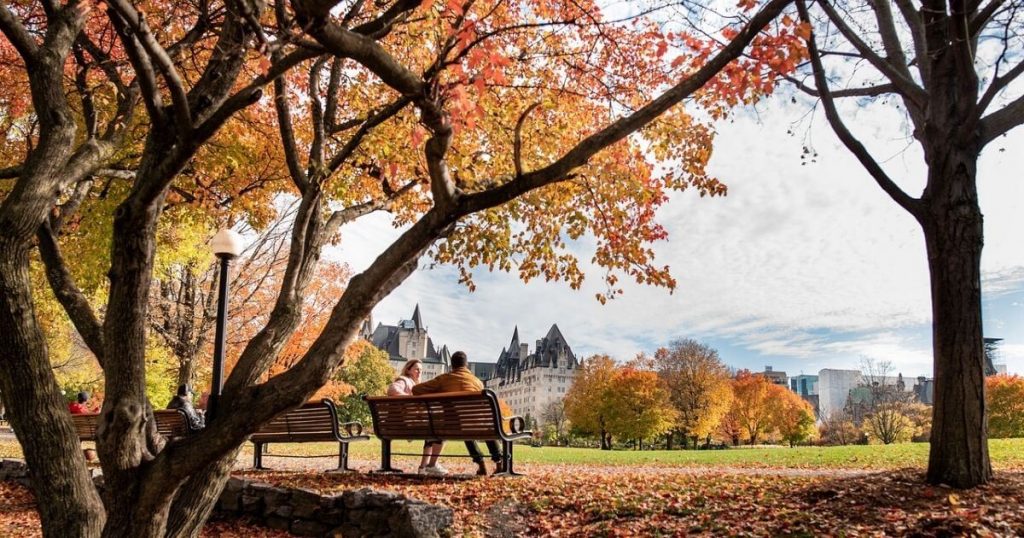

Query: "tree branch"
<box><xmin>796</xmin><ymin>0</ymin><xmax>921</xmax><ymax>219</ymax></box>
<box><xmin>783</xmin><ymin>75</ymin><xmax>895</xmax><ymax>98</ymax></box>
<box><xmin>37</xmin><ymin>221</ymin><xmax>106</xmax><ymax>365</ymax></box>
<box><xmin>458</xmin><ymin>0</ymin><xmax>797</xmax><ymax>214</ymax></box>
<box><xmin>979</xmin><ymin>92</ymin><xmax>1024</xmax><ymax>145</ymax></box>
<box><xmin>817</xmin><ymin>0</ymin><xmax>928</xmax><ymax>107</ymax></box>
<box><xmin>107</xmin><ymin>0</ymin><xmax>193</xmax><ymax>133</ymax></box>
<box><xmin>0</xmin><ymin>3</ymin><xmax>40</xmax><ymax>64</ymax></box>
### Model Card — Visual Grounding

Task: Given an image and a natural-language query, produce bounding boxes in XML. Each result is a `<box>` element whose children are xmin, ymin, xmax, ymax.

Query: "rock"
<box><xmin>266</xmin><ymin>516</ymin><xmax>291</xmax><ymax>531</ymax></box>
<box><xmin>342</xmin><ymin>489</ymin><xmax>368</xmax><ymax>509</ymax></box>
<box><xmin>291</xmin><ymin>519</ymin><xmax>329</xmax><ymax>537</ymax></box>
<box><xmin>291</xmin><ymin>488</ymin><xmax>323</xmax><ymax>519</ymax></box>
<box><xmin>365</xmin><ymin>490</ymin><xmax>399</xmax><ymax>508</ymax></box>
<box><xmin>388</xmin><ymin>501</ymin><xmax>454</xmax><ymax>538</ymax></box>
<box><xmin>241</xmin><ymin>494</ymin><xmax>263</xmax><ymax>514</ymax></box>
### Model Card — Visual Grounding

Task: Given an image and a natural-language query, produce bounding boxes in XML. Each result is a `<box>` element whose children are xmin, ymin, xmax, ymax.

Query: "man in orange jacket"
<box><xmin>412</xmin><ymin>351</ymin><xmax>503</xmax><ymax>475</ymax></box>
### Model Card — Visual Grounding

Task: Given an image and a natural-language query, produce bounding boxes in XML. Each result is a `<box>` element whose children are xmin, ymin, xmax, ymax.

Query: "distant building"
<box><xmin>790</xmin><ymin>374</ymin><xmax>819</xmax><ymax>396</ymax></box>
<box><xmin>485</xmin><ymin>325</ymin><xmax>579</xmax><ymax>426</ymax></box>
<box><xmin>985</xmin><ymin>337</ymin><xmax>1006</xmax><ymax>376</ymax></box>
<box><xmin>367</xmin><ymin>305</ymin><xmax>452</xmax><ymax>382</ymax></box>
<box><xmin>760</xmin><ymin>366</ymin><xmax>788</xmax><ymax>387</ymax></box>
<box><xmin>913</xmin><ymin>376</ymin><xmax>934</xmax><ymax>405</ymax></box>
<box><xmin>817</xmin><ymin>369</ymin><xmax>862</xmax><ymax>420</ymax></box>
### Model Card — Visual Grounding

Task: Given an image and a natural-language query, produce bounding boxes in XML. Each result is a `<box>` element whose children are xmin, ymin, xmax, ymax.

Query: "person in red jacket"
<box><xmin>68</xmin><ymin>392</ymin><xmax>90</xmax><ymax>414</ymax></box>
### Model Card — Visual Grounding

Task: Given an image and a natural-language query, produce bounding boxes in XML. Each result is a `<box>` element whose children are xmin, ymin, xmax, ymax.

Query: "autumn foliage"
<box><xmin>986</xmin><ymin>374</ymin><xmax>1024</xmax><ymax>439</ymax></box>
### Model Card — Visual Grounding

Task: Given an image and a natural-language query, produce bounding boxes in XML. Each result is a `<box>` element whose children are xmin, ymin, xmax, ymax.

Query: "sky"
<box><xmin>326</xmin><ymin>93</ymin><xmax>1024</xmax><ymax>379</ymax></box>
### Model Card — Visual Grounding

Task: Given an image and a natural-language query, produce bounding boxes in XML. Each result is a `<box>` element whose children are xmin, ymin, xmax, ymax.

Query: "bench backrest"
<box><xmin>71</xmin><ymin>409</ymin><xmax>193</xmax><ymax>441</ymax></box>
<box><xmin>251</xmin><ymin>400</ymin><xmax>339</xmax><ymax>438</ymax></box>
<box><xmin>364</xmin><ymin>390</ymin><xmax>508</xmax><ymax>441</ymax></box>
<box><xmin>71</xmin><ymin>414</ymin><xmax>99</xmax><ymax>441</ymax></box>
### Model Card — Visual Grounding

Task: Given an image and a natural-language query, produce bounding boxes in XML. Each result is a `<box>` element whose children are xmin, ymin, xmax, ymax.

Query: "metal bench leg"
<box><xmin>336</xmin><ymin>441</ymin><xmax>355</xmax><ymax>472</ymax></box>
<box><xmin>254</xmin><ymin>442</ymin><xmax>265</xmax><ymax>470</ymax></box>
<box><xmin>494</xmin><ymin>440</ymin><xmax>523</xmax><ymax>477</ymax></box>
<box><xmin>372</xmin><ymin>439</ymin><xmax>401</xmax><ymax>473</ymax></box>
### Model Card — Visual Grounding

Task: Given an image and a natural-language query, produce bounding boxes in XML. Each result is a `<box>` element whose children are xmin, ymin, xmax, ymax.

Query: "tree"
<box><xmin>606</xmin><ymin>367</ymin><xmax>677</xmax><ymax>449</ymax></box>
<box><xmin>729</xmin><ymin>370</ymin><xmax>776</xmax><ymax>445</ymax></box>
<box><xmin>986</xmin><ymin>374</ymin><xmax>1024</xmax><ymax>438</ymax></box>
<box><xmin>540</xmin><ymin>399</ymin><xmax>569</xmax><ymax>446</ymax></box>
<box><xmin>333</xmin><ymin>340</ymin><xmax>393</xmax><ymax>425</ymax></box>
<box><xmin>789</xmin><ymin>0</ymin><xmax>1024</xmax><ymax>487</ymax></box>
<box><xmin>718</xmin><ymin>406</ymin><xmax>747</xmax><ymax>446</ymax></box>
<box><xmin>854</xmin><ymin>359</ymin><xmax>917</xmax><ymax>444</ymax></box>
<box><xmin>564</xmin><ymin>355</ymin><xmax>619</xmax><ymax>450</ymax></box>
<box><xmin>652</xmin><ymin>339</ymin><xmax>732</xmax><ymax>448</ymax></box>
<box><xmin>819</xmin><ymin>410</ymin><xmax>862</xmax><ymax>446</ymax></box>
<box><xmin>0</xmin><ymin>0</ymin><xmax>798</xmax><ymax>535</ymax></box>
<box><xmin>772</xmin><ymin>388</ymin><xmax>816</xmax><ymax>447</ymax></box>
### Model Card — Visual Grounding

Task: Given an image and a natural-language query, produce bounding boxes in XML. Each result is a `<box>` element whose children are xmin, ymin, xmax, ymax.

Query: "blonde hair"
<box><xmin>398</xmin><ymin>359</ymin><xmax>422</xmax><ymax>380</ymax></box>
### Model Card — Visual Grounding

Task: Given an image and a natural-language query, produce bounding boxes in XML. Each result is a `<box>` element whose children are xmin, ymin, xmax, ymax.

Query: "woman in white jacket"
<box><xmin>387</xmin><ymin>359</ymin><xmax>446</xmax><ymax>474</ymax></box>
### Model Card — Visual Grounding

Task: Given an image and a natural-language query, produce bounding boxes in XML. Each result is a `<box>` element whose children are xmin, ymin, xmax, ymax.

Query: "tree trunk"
<box><xmin>923</xmin><ymin>147</ymin><xmax>991</xmax><ymax>488</ymax></box>
<box><xmin>0</xmin><ymin>244</ymin><xmax>105</xmax><ymax>537</ymax></box>
<box><xmin>165</xmin><ymin>451</ymin><xmax>239</xmax><ymax>538</ymax></box>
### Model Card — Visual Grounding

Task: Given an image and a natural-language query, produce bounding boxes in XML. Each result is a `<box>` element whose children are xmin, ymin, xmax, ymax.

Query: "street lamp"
<box><xmin>209</xmin><ymin>228</ymin><xmax>242</xmax><ymax>421</ymax></box>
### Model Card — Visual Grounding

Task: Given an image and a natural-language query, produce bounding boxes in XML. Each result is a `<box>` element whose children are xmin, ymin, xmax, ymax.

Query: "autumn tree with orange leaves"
<box><xmin>986</xmin><ymin>374</ymin><xmax>1024</xmax><ymax>439</ymax></box>
<box><xmin>0</xmin><ymin>0</ymin><xmax>804</xmax><ymax>535</ymax></box>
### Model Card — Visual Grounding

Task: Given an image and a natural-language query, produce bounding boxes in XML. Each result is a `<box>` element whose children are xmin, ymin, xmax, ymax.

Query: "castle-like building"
<box><xmin>364</xmin><ymin>305</ymin><xmax>579</xmax><ymax>426</ymax></box>
<box><xmin>364</xmin><ymin>305</ymin><xmax>452</xmax><ymax>382</ymax></box>
<box><xmin>484</xmin><ymin>325</ymin><xmax>579</xmax><ymax>424</ymax></box>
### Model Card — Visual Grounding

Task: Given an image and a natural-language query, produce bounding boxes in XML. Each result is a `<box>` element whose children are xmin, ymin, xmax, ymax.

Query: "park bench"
<box><xmin>250</xmin><ymin>399</ymin><xmax>368</xmax><ymax>472</ymax></box>
<box><xmin>71</xmin><ymin>409</ymin><xmax>200</xmax><ymax>442</ymax></box>
<box><xmin>364</xmin><ymin>389</ymin><xmax>532</xmax><ymax>476</ymax></box>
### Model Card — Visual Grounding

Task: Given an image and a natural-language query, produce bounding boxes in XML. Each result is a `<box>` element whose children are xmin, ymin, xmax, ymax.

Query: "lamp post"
<box><xmin>209</xmin><ymin>228</ymin><xmax>242</xmax><ymax>421</ymax></box>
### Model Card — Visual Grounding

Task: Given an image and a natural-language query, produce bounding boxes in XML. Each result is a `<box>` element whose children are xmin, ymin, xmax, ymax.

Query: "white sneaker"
<box><xmin>422</xmin><ymin>464</ymin><xmax>448</xmax><ymax>475</ymax></box>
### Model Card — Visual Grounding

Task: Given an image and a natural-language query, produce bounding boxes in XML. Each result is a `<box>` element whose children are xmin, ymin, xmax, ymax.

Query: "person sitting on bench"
<box><xmin>412</xmin><ymin>351</ymin><xmax>504</xmax><ymax>475</ymax></box>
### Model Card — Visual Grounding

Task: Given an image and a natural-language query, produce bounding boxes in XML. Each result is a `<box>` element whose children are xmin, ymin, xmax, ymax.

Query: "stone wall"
<box><xmin>215</xmin><ymin>477</ymin><xmax>452</xmax><ymax>537</ymax></box>
<box><xmin>0</xmin><ymin>459</ymin><xmax>30</xmax><ymax>486</ymax></box>
<box><xmin>0</xmin><ymin>460</ymin><xmax>452</xmax><ymax>537</ymax></box>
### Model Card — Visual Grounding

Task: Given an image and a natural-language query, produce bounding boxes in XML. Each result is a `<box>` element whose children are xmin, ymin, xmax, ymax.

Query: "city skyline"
<box><xmin>331</xmin><ymin>96</ymin><xmax>1024</xmax><ymax>379</ymax></box>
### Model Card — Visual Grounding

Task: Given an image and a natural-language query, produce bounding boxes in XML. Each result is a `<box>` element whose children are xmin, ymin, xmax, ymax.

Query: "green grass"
<box><xmin>3</xmin><ymin>437</ymin><xmax>1022</xmax><ymax>470</ymax></box>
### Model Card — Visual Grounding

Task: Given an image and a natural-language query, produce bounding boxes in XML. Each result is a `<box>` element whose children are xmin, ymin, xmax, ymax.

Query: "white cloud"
<box><xmin>325</xmin><ymin>96</ymin><xmax>1024</xmax><ymax>377</ymax></box>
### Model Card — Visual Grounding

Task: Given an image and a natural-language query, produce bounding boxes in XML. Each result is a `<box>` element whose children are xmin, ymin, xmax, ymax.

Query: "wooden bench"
<box><xmin>250</xmin><ymin>399</ymin><xmax>368</xmax><ymax>472</ymax></box>
<box><xmin>364</xmin><ymin>389</ymin><xmax>532</xmax><ymax>475</ymax></box>
<box><xmin>71</xmin><ymin>409</ymin><xmax>200</xmax><ymax>441</ymax></box>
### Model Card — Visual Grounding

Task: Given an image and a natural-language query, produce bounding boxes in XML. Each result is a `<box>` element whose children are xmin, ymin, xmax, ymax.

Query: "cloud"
<box><xmin>325</xmin><ymin>96</ymin><xmax>1024</xmax><ymax>377</ymax></box>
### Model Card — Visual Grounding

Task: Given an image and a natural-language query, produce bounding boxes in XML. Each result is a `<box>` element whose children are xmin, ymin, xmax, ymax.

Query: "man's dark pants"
<box><xmin>465</xmin><ymin>440</ymin><xmax>501</xmax><ymax>465</ymax></box>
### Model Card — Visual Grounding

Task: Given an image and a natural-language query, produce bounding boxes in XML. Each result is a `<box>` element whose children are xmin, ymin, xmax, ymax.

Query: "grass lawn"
<box><xmin>3</xmin><ymin>437</ymin><xmax>1024</xmax><ymax>470</ymax></box>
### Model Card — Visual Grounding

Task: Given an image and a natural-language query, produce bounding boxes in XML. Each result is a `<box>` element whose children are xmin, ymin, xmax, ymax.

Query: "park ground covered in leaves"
<box><xmin>234</xmin><ymin>464</ymin><xmax>1024</xmax><ymax>536</ymax></box>
<box><xmin>2</xmin><ymin>450</ymin><xmax>1024</xmax><ymax>536</ymax></box>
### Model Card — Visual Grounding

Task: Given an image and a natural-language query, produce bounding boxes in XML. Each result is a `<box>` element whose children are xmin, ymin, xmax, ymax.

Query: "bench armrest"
<box><xmin>505</xmin><ymin>415</ymin><xmax>529</xmax><ymax>436</ymax></box>
<box><xmin>339</xmin><ymin>421</ymin><xmax>368</xmax><ymax>440</ymax></box>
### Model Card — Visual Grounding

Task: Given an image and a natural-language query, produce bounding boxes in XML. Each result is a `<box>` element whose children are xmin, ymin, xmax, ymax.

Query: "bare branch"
<box><xmin>979</xmin><ymin>92</ymin><xmax>1024</xmax><ymax>145</ymax></box>
<box><xmin>817</xmin><ymin>0</ymin><xmax>928</xmax><ymax>107</ymax></box>
<box><xmin>783</xmin><ymin>75</ymin><xmax>896</xmax><ymax>98</ymax></box>
<box><xmin>796</xmin><ymin>0</ymin><xmax>921</xmax><ymax>218</ymax></box>
<box><xmin>970</xmin><ymin>0</ymin><xmax>1006</xmax><ymax>36</ymax></box>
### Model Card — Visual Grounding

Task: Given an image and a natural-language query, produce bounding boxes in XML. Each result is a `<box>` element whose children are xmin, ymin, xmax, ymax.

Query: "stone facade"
<box><xmin>365</xmin><ymin>305</ymin><xmax>452</xmax><ymax>382</ymax></box>
<box><xmin>484</xmin><ymin>325</ymin><xmax>578</xmax><ymax>426</ymax></box>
